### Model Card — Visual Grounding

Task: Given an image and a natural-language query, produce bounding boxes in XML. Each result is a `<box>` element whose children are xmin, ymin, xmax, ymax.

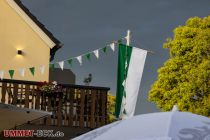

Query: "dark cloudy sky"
<box><xmin>21</xmin><ymin>0</ymin><xmax>210</xmax><ymax>114</ymax></box>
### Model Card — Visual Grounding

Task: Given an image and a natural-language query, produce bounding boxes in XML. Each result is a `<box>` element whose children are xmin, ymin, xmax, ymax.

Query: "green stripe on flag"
<box><xmin>115</xmin><ymin>44</ymin><xmax>132</xmax><ymax>118</ymax></box>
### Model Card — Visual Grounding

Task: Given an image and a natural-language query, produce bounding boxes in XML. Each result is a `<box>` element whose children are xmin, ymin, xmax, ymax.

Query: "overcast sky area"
<box><xmin>21</xmin><ymin>0</ymin><xmax>210</xmax><ymax>114</ymax></box>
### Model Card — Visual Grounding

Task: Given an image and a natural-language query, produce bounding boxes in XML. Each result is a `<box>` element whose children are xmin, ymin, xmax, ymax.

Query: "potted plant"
<box><xmin>39</xmin><ymin>81</ymin><xmax>63</xmax><ymax>110</ymax></box>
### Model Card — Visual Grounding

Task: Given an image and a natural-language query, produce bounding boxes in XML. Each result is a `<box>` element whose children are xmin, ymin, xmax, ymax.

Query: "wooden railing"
<box><xmin>0</xmin><ymin>79</ymin><xmax>109</xmax><ymax>129</ymax></box>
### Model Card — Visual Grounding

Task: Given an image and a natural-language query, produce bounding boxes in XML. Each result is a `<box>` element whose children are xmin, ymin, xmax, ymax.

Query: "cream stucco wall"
<box><xmin>0</xmin><ymin>0</ymin><xmax>51</xmax><ymax>82</ymax></box>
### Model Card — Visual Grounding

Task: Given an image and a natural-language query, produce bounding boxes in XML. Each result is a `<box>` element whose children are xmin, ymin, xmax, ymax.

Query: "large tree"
<box><xmin>149</xmin><ymin>16</ymin><xmax>210</xmax><ymax>116</ymax></box>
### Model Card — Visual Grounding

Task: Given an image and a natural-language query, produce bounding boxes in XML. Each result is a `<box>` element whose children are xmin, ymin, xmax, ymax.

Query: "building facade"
<box><xmin>0</xmin><ymin>0</ymin><xmax>62</xmax><ymax>81</ymax></box>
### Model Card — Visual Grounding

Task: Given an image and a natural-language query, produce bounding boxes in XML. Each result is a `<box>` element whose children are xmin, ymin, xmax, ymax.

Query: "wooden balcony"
<box><xmin>0</xmin><ymin>79</ymin><xmax>110</xmax><ymax>129</ymax></box>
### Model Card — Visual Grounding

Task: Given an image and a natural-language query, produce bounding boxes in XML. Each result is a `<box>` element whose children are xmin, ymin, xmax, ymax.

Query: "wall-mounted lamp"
<box><xmin>17</xmin><ymin>50</ymin><xmax>23</xmax><ymax>55</ymax></box>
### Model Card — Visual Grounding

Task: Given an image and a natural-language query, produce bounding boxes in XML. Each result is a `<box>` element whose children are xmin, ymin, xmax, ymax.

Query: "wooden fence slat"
<box><xmin>85</xmin><ymin>90</ymin><xmax>91</xmax><ymax>127</ymax></box>
<box><xmin>19</xmin><ymin>84</ymin><xmax>23</xmax><ymax>107</ymax></box>
<box><xmin>1</xmin><ymin>83</ymin><xmax>7</xmax><ymax>103</ymax></box>
<box><xmin>7</xmin><ymin>84</ymin><xmax>12</xmax><ymax>104</ymax></box>
<box><xmin>96</xmin><ymin>91</ymin><xmax>100</xmax><ymax>127</ymax></box>
<box><xmin>12</xmin><ymin>84</ymin><xmax>18</xmax><ymax>105</ymax></box>
<box><xmin>64</xmin><ymin>92</ymin><xmax>68</xmax><ymax>126</ymax></box>
<box><xmin>79</xmin><ymin>89</ymin><xmax>85</xmax><ymax>128</ymax></box>
<box><xmin>90</xmin><ymin>90</ymin><xmax>96</xmax><ymax>128</ymax></box>
<box><xmin>68</xmin><ymin>88</ymin><xmax>74</xmax><ymax>126</ymax></box>
<box><xmin>57</xmin><ymin>93</ymin><xmax>63</xmax><ymax>126</ymax></box>
<box><xmin>101</xmin><ymin>90</ymin><xmax>107</xmax><ymax>125</ymax></box>
<box><xmin>24</xmin><ymin>85</ymin><xmax>30</xmax><ymax>108</ymax></box>
<box><xmin>35</xmin><ymin>90</ymin><xmax>40</xmax><ymax>110</ymax></box>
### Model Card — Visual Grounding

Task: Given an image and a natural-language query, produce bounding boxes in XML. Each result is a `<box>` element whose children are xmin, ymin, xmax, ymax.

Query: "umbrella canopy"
<box><xmin>73</xmin><ymin>107</ymin><xmax>210</xmax><ymax>140</ymax></box>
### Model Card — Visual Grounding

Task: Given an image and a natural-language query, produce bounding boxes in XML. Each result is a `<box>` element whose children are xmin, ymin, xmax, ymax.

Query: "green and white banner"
<box><xmin>115</xmin><ymin>44</ymin><xmax>147</xmax><ymax>119</ymax></box>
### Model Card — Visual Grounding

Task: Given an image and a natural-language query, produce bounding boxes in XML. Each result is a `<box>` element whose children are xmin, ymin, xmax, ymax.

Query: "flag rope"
<box><xmin>0</xmin><ymin>29</ymin><xmax>155</xmax><ymax>80</ymax></box>
<box><xmin>50</xmin><ymin>37</ymin><xmax>126</xmax><ymax>64</ymax></box>
<box><xmin>0</xmin><ymin>36</ymin><xmax>127</xmax><ymax>79</ymax></box>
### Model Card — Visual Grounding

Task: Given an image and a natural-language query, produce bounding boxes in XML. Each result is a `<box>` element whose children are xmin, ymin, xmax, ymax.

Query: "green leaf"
<box><xmin>8</xmin><ymin>70</ymin><xmax>14</xmax><ymax>79</ymax></box>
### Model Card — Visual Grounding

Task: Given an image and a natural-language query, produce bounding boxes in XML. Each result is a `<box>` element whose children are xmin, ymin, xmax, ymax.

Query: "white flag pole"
<box><xmin>126</xmin><ymin>30</ymin><xmax>131</xmax><ymax>46</ymax></box>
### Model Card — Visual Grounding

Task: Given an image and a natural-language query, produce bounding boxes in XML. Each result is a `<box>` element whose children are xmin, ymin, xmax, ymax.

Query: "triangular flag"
<box><xmin>0</xmin><ymin>70</ymin><xmax>4</xmax><ymax>80</ymax></box>
<box><xmin>67</xmin><ymin>59</ymin><xmax>73</xmax><ymax>66</ymax></box>
<box><xmin>9</xmin><ymin>70</ymin><xmax>14</xmax><ymax>79</ymax></box>
<box><xmin>110</xmin><ymin>43</ymin><xmax>115</xmax><ymax>52</ymax></box>
<box><xmin>58</xmin><ymin>61</ymin><xmax>64</xmax><ymax>70</ymax></box>
<box><xmin>50</xmin><ymin>64</ymin><xmax>55</xmax><ymax>70</ymax></box>
<box><xmin>103</xmin><ymin>47</ymin><xmax>107</xmax><ymax>53</ymax></box>
<box><xmin>19</xmin><ymin>68</ymin><xmax>25</xmax><ymax>77</ymax></box>
<box><xmin>40</xmin><ymin>65</ymin><xmax>45</xmax><ymax>75</ymax></box>
<box><xmin>76</xmin><ymin>56</ymin><xmax>82</xmax><ymax>65</ymax></box>
<box><xmin>29</xmin><ymin>67</ymin><xmax>35</xmax><ymax>76</ymax></box>
<box><xmin>93</xmin><ymin>50</ymin><xmax>99</xmax><ymax>59</ymax></box>
<box><xmin>86</xmin><ymin>53</ymin><xmax>91</xmax><ymax>61</ymax></box>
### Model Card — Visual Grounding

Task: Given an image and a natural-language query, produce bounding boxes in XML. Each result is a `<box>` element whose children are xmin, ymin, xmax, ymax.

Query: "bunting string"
<box><xmin>51</xmin><ymin>41</ymin><xmax>119</xmax><ymax>68</ymax></box>
<box><xmin>0</xmin><ymin>36</ymin><xmax>127</xmax><ymax>79</ymax></box>
<box><xmin>0</xmin><ymin>65</ymin><xmax>45</xmax><ymax>80</ymax></box>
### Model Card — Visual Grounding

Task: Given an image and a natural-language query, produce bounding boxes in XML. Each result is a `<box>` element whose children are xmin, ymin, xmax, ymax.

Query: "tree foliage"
<box><xmin>149</xmin><ymin>16</ymin><xmax>210</xmax><ymax>116</ymax></box>
<box><xmin>107</xmin><ymin>93</ymin><xmax>117</xmax><ymax>122</ymax></box>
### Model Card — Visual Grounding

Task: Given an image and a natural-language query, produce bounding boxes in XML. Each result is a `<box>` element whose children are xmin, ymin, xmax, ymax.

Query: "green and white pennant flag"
<box><xmin>0</xmin><ymin>70</ymin><xmax>4</xmax><ymax>80</ymax></box>
<box><xmin>9</xmin><ymin>70</ymin><xmax>15</xmax><ymax>79</ymax></box>
<box><xmin>29</xmin><ymin>67</ymin><xmax>35</xmax><ymax>76</ymax></box>
<box><xmin>58</xmin><ymin>61</ymin><xmax>64</xmax><ymax>70</ymax></box>
<box><xmin>115</xmin><ymin>44</ymin><xmax>147</xmax><ymax>119</ymax></box>
<box><xmin>19</xmin><ymin>68</ymin><xmax>25</xmax><ymax>77</ymax></box>
<box><xmin>39</xmin><ymin>65</ymin><xmax>45</xmax><ymax>75</ymax></box>
<box><xmin>93</xmin><ymin>50</ymin><xmax>99</xmax><ymax>59</ymax></box>
<box><xmin>110</xmin><ymin>43</ymin><xmax>115</xmax><ymax>52</ymax></box>
<box><xmin>76</xmin><ymin>56</ymin><xmax>82</xmax><ymax>66</ymax></box>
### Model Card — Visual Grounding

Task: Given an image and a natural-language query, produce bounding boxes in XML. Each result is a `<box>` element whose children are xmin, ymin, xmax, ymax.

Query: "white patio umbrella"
<box><xmin>73</xmin><ymin>106</ymin><xmax>210</xmax><ymax>140</ymax></box>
